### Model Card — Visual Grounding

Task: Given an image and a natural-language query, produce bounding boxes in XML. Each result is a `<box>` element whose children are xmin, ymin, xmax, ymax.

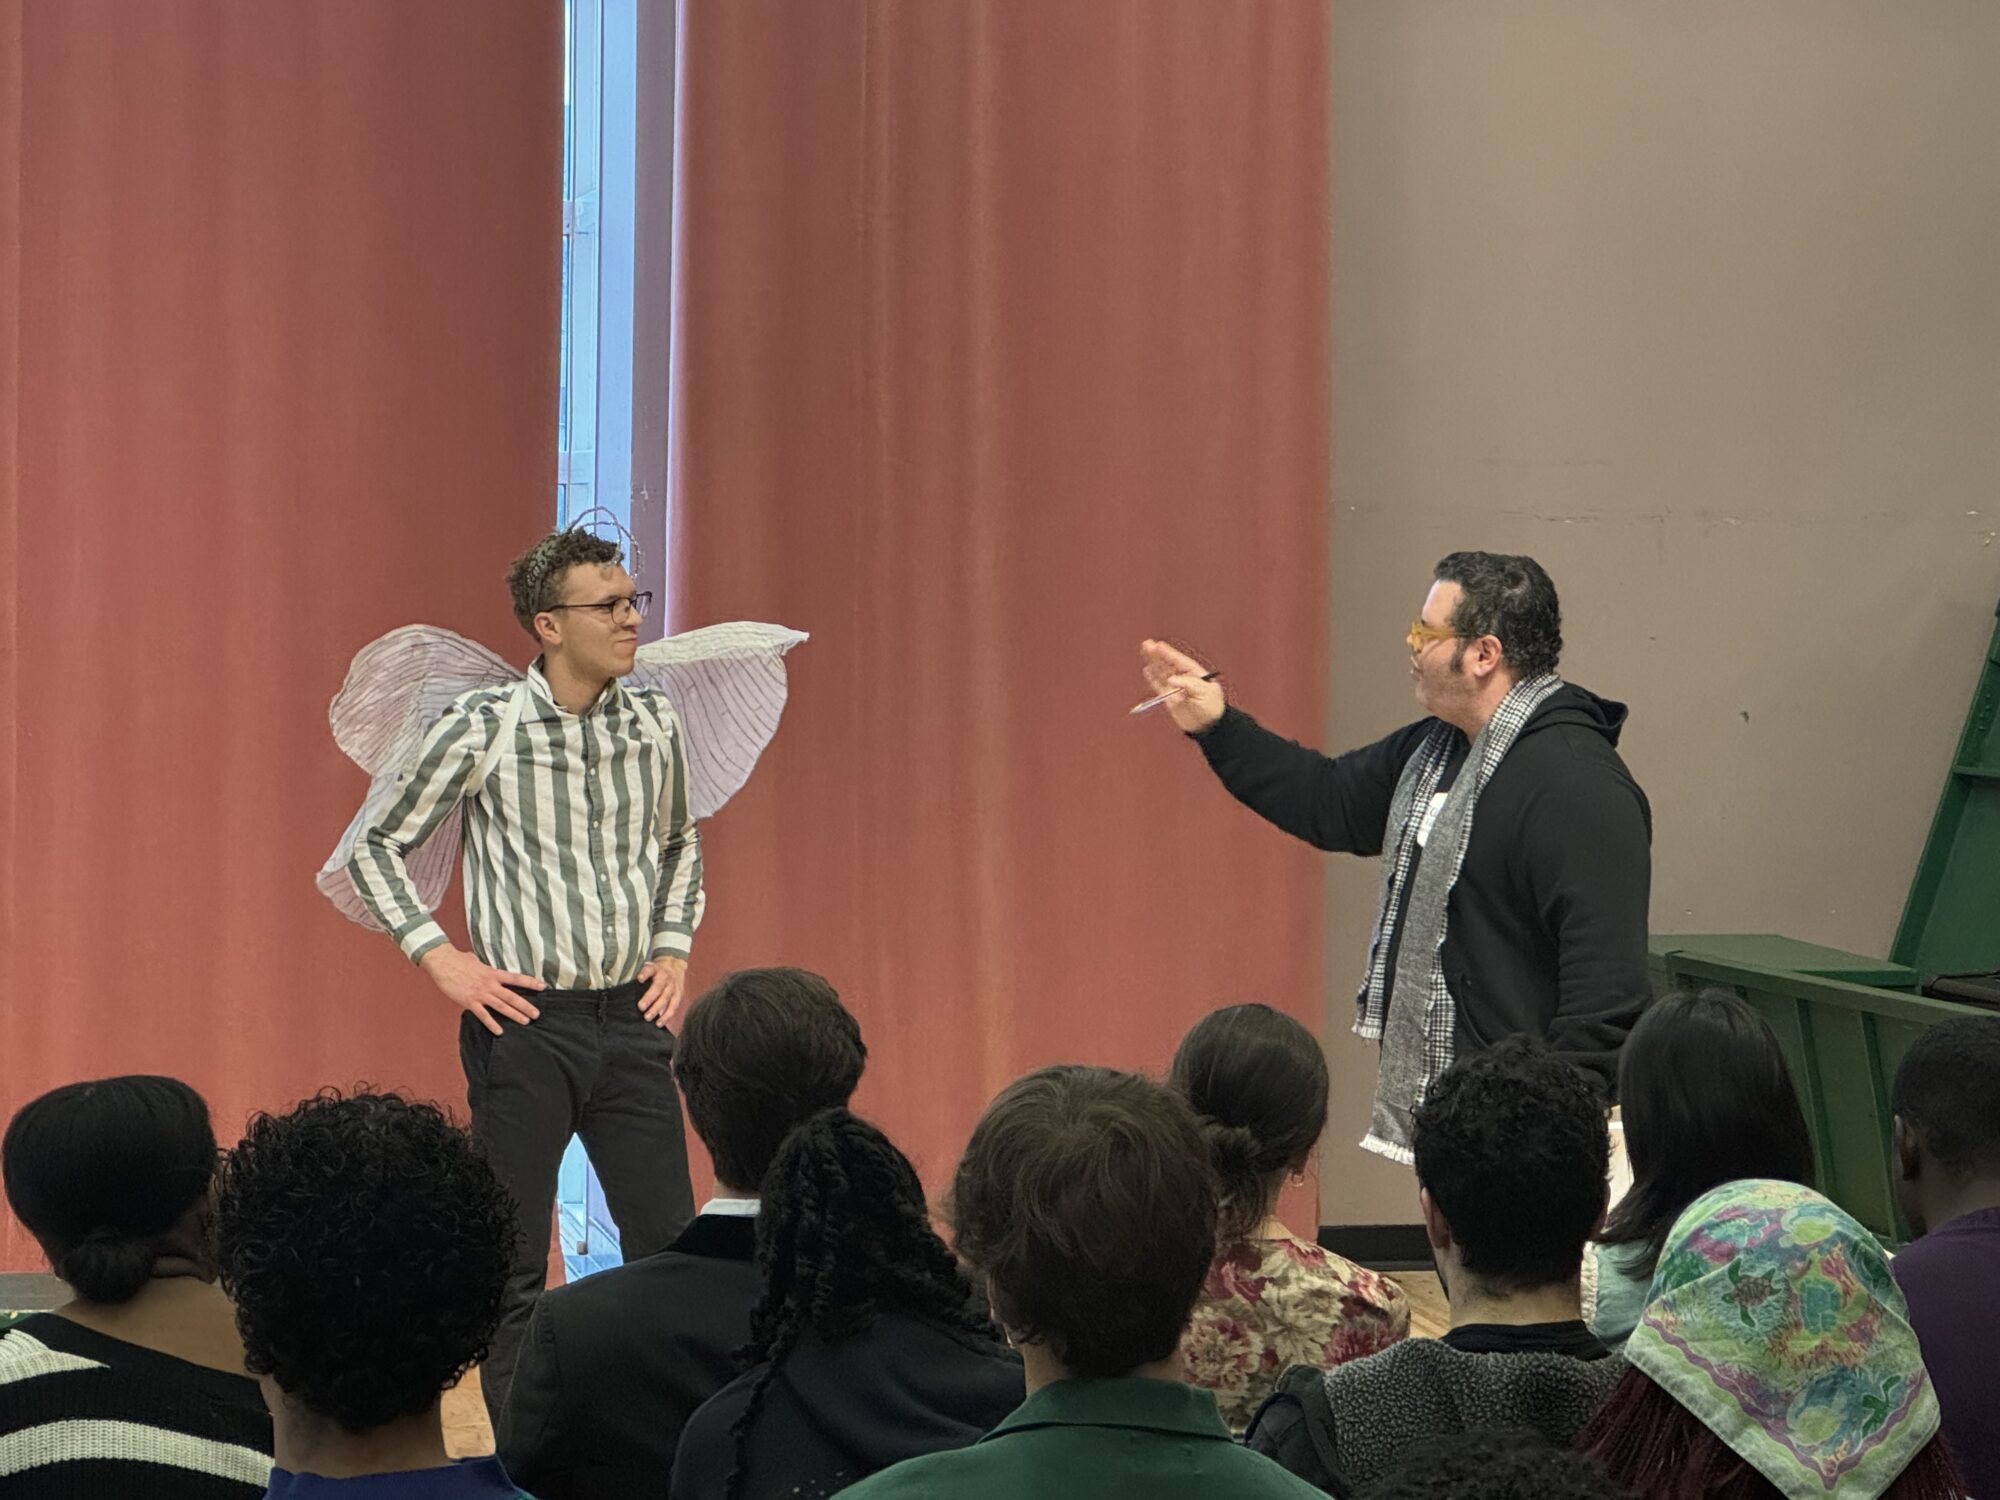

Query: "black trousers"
<box><xmin>460</xmin><ymin>981</ymin><xmax>695</xmax><ymax>1424</ymax></box>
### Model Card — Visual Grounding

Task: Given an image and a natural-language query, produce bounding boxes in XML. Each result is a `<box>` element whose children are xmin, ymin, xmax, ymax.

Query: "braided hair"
<box><xmin>723</xmin><ymin>1108</ymin><xmax>994</xmax><ymax>1500</ymax></box>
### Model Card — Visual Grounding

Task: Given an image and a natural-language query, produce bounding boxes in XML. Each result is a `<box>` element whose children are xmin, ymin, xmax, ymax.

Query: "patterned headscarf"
<box><xmin>1624</xmin><ymin>1179</ymin><xmax>1938</xmax><ymax>1500</ymax></box>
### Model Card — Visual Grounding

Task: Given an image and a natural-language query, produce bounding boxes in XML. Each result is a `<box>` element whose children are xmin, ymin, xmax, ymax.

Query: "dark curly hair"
<box><xmin>723</xmin><ymin>1108</ymin><xmax>991</xmax><ymax>1500</ymax></box>
<box><xmin>504</xmin><ymin>527</ymin><xmax>624</xmax><ymax>638</ymax></box>
<box><xmin>950</xmin><ymin>1066</ymin><xmax>1218</xmax><ymax>1380</ymax></box>
<box><xmin>214</xmin><ymin>1090</ymin><xmax>516</xmax><ymax>1434</ymax></box>
<box><xmin>1434</xmin><ymin>551</ymin><xmax>1562</xmax><ymax>680</ymax></box>
<box><xmin>1361</xmin><ymin>1426</ymin><xmax>1630</xmax><ymax>1500</ymax></box>
<box><xmin>1413</xmin><ymin>1037</ymin><xmax>1608</xmax><ymax>1291</ymax></box>
<box><xmin>1169</xmin><ymin>1003</ymin><xmax>1329</xmax><ymax>1242</ymax></box>
<box><xmin>3</xmin><ymin>1075</ymin><xmax>217</xmax><ymax>1305</ymax></box>
<box><xmin>673</xmin><ymin>967</ymin><xmax>867</xmax><ymax>1191</ymax></box>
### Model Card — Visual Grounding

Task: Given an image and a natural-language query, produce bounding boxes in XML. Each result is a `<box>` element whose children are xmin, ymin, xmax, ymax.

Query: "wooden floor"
<box><xmin>442</xmin><ymin>1268</ymin><xmax>1453</xmax><ymax>1462</ymax></box>
<box><xmin>443</xmin><ymin>1374</ymin><xmax>494</xmax><ymax>1460</ymax></box>
<box><xmin>1389</xmin><ymin>1269</ymin><xmax>1450</xmax><ymax>1339</ymax></box>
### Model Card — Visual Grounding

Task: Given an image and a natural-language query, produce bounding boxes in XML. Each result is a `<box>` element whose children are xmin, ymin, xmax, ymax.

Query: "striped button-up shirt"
<box><xmin>347</xmin><ymin>662</ymin><xmax>704</xmax><ymax>988</ymax></box>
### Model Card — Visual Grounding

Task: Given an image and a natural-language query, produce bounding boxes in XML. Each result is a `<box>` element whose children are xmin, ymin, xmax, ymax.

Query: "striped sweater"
<box><xmin>0</xmin><ymin>1313</ymin><xmax>272</xmax><ymax>1498</ymax></box>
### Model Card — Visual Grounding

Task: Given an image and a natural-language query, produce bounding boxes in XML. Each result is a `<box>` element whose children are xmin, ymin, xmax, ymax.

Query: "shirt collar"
<box><xmin>980</xmin><ymin>1376</ymin><xmax>1233</xmax><ymax>1444</ymax></box>
<box><xmin>698</xmin><ymin>1196</ymin><xmax>761</xmax><ymax>1218</ymax></box>
<box><xmin>526</xmin><ymin>659</ymin><xmax>623</xmax><ymax>719</ymax></box>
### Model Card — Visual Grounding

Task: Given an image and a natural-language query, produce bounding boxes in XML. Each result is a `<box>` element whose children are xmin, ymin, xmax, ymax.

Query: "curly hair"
<box><xmin>3</xmin><ymin>1075</ymin><xmax>217</xmax><ymax>1305</ymax></box>
<box><xmin>950</xmin><ymin>1066</ymin><xmax>1218</xmax><ymax>1381</ymax></box>
<box><xmin>1433</xmin><ymin>551</ymin><xmax>1562</xmax><ymax>680</ymax></box>
<box><xmin>504</xmin><ymin>527</ymin><xmax>624</xmax><ymax>637</ymax></box>
<box><xmin>723</xmin><ymin>1108</ymin><xmax>990</xmax><ymax>1500</ymax></box>
<box><xmin>1361</xmin><ymin>1426</ymin><xmax>1630</xmax><ymax>1500</ymax></box>
<box><xmin>1169</xmin><ymin>1003</ymin><xmax>1329</xmax><ymax>1242</ymax></box>
<box><xmin>214</xmin><ymin>1090</ymin><xmax>517</xmax><ymax>1434</ymax></box>
<box><xmin>673</xmin><ymin>968</ymin><xmax>867</xmax><ymax>1190</ymax></box>
<box><xmin>1413</xmin><ymin>1036</ymin><xmax>1608</xmax><ymax>1291</ymax></box>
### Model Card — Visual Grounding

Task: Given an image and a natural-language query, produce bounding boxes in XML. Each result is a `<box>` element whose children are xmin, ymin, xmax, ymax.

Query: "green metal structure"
<box><xmin>1649</xmin><ymin>599</ymin><xmax>2000</xmax><ymax>1242</ymax></box>
<box><xmin>1891</xmin><ymin>598</ymin><xmax>2000</xmax><ymax>980</ymax></box>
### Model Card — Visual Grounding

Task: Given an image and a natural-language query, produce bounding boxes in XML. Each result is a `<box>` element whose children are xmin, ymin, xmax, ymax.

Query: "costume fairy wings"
<box><xmin>317</xmin><ymin>620</ymin><xmax>807</xmax><ymax>930</ymax></box>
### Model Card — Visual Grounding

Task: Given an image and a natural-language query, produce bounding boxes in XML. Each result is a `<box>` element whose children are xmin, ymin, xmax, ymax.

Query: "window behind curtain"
<box><xmin>554</xmin><ymin>0</ymin><xmax>669</xmax><ymax>1280</ymax></box>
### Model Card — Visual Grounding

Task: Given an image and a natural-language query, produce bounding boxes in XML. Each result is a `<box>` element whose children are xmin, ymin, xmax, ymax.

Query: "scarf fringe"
<box><xmin>1359</xmin><ymin>1132</ymin><xmax>1416</xmax><ymax>1166</ymax></box>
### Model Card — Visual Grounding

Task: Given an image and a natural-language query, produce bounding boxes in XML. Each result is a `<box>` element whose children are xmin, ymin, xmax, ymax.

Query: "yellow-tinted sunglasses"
<box><xmin>1406</xmin><ymin>619</ymin><xmax>1461</xmax><ymax>654</ymax></box>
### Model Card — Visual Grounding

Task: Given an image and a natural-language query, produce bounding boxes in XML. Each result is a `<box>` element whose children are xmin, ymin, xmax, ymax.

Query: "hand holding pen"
<box><xmin>1135</xmin><ymin>639</ymin><xmax>1226</xmax><ymax>733</ymax></box>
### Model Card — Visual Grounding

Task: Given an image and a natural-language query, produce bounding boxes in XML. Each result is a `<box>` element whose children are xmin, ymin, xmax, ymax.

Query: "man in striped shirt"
<box><xmin>346</xmin><ymin>528</ymin><xmax>703</xmax><ymax>1422</ymax></box>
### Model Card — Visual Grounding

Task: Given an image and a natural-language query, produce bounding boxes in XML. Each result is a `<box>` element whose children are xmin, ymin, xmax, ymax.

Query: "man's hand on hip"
<box><xmin>639</xmin><ymin>955</ymin><xmax>689</xmax><ymax>1028</ymax></box>
<box><xmin>419</xmin><ymin>946</ymin><xmax>545</xmax><ymax>1035</ymax></box>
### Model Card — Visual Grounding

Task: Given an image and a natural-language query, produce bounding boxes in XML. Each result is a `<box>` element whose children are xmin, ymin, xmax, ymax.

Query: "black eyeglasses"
<box><xmin>545</xmin><ymin>591</ymin><xmax>653</xmax><ymax>621</ymax></box>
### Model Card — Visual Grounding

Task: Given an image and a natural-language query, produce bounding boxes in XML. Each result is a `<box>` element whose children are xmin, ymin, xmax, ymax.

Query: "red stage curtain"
<box><xmin>0</xmin><ymin>0</ymin><xmax>561</xmax><ymax>1267</ymax></box>
<box><xmin>668</xmin><ymin>0</ymin><xmax>1331</xmax><ymax>1220</ymax></box>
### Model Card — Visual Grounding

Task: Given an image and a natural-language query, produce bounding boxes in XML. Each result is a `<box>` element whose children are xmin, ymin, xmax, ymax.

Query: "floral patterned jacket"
<box><xmin>1179</xmin><ymin>1230</ymin><xmax>1410</xmax><ymax>1432</ymax></box>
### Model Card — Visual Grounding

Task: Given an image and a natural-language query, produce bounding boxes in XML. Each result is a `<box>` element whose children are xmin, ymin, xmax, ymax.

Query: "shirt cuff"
<box><xmin>400</xmin><ymin>921</ymin><xmax>451</xmax><ymax>965</ymax></box>
<box><xmin>649</xmin><ymin>931</ymin><xmax>694</xmax><ymax>961</ymax></box>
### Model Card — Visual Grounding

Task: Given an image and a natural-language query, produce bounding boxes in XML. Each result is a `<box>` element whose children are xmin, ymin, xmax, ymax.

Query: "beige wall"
<box><xmin>1322</xmin><ymin>1</ymin><xmax>2000</xmax><ymax>1224</ymax></box>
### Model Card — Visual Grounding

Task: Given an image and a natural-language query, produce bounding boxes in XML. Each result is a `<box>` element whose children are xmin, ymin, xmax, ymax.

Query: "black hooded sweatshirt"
<box><xmin>1194</xmin><ymin>684</ymin><xmax>1651</xmax><ymax>1092</ymax></box>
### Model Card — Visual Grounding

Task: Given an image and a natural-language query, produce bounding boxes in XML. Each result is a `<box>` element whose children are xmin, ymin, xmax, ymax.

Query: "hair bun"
<box><xmin>1199</xmin><ymin>1118</ymin><xmax>1265</xmax><ymax>1173</ymax></box>
<box><xmin>57</xmin><ymin>1227</ymin><xmax>158</xmax><ymax>1305</ymax></box>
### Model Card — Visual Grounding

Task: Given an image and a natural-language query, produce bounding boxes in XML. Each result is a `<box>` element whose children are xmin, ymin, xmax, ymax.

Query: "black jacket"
<box><xmin>496</xmin><ymin>1214</ymin><xmax>762</xmax><ymax>1500</ymax></box>
<box><xmin>669</xmin><ymin>1308</ymin><xmax>1024</xmax><ymax>1500</ymax></box>
<box><xmin>1196</xmin><ymin>685</ymin><xmax>1651</xmax><ymax>1090</ymax></box>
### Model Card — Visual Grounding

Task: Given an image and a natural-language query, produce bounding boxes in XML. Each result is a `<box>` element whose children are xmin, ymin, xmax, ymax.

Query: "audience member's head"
<box><xmin>1413</xmin><ymin>1037</ymin><xmax>1608</xmax><ymax>1298</ymax></box>
<box><xmin>951</xmin><ymin>1065</ymin><xmax>1218</xmax><ymax>1382</ymax></box>
<box><xmin>215</xmin><ymin>1091</ymin><xmax>514</xmax><ymax>1442</ymax></box>
<box><xmin>4</xmin><ymin>1075</ymin><xmax>219</xmax><ymax>1304</ymax></box>
<box><xmin>1600</xmin><ymin>989</ymin><xmax>1814</xmax><ymax>1278</ymax></box>
<box><xmin>676</xmin><ymin>968</ymin><xmax>864</xmax><ymax>1208</ymax></box>
<box><xmin>1893</xmin><ymin>1014</ymin><xmax>2000</xmax><ymax>1236</ymax></box>
<box><xmin>674</xmin><ymin>966</ymin><xmax>867</xmax><ymax>1195</ymax></box>
<box><xmin>1362</xmin><ymin>1427</ymin><xmax>1629</xmax><ymax>1500</ymax></box>
<box><xmin>1577</xmin><ymin>1179</ymin><xmax>1963</xmax><ymax>1500</ymax></box>
<box><xmin>722</xmin><ymin>1108</ymin><xmax>993</xmax><ymax>1498</ymax></box>
<box><xmin>1169</xmin><ymin>1003</ymin><xmax>1329</xmax><ymax>1241</ymax></box>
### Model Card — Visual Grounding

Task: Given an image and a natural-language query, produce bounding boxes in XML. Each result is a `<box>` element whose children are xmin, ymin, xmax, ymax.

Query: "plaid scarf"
<box><xmin>1355</xmin><ymin>673</ymin><xmax>1563</xmax><ymax>1161</ymax></box>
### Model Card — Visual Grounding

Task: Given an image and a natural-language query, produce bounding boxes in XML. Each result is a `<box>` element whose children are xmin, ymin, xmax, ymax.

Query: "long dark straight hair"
<box><xmin>1598</xmin><ymin>990</ymin><xmax>1815</xmax><ymax>1278</ymax></box>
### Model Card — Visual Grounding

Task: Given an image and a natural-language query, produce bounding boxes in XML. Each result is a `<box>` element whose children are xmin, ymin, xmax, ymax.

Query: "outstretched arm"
<box><xmin>1139</xmin><ymin>638</ymin><xmax>1429</xmax><ymax>855</ymax></box>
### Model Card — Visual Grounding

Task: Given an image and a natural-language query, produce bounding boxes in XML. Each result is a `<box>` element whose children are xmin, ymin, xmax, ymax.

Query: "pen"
<box><xmin>1129</xmin><ymin>672</ymin><xmax>1221</xmax><ymax>716</ymax></box>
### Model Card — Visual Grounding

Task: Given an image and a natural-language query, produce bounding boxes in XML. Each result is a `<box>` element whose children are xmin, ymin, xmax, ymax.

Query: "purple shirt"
<box><xmin>1893</xmin><ymin>1204</ymin><xmax>2000</xmax><ymax>1500</ymax></box>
